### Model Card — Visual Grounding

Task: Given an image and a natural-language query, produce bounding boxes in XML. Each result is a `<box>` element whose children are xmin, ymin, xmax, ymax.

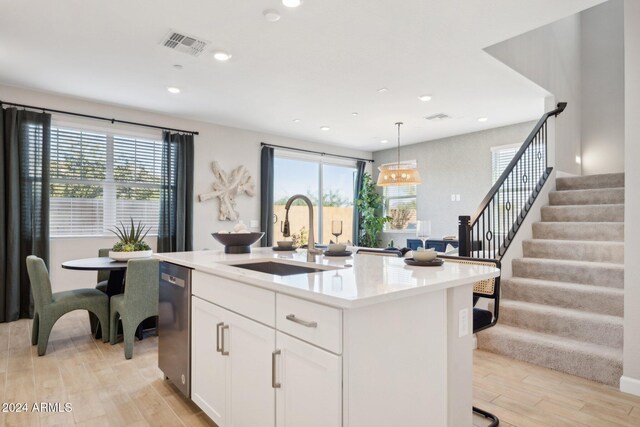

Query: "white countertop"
<box><xmin>154</xmin><ymin>248</ymin><xmax>500</xmax><ymax>309</ymax></box>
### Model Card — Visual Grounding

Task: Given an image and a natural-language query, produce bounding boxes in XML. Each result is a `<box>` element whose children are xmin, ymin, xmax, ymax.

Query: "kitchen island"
<box><xmin>155</xmin><ymin>248</ymin><xmax>500</xmax><ymax>427</ymax></box>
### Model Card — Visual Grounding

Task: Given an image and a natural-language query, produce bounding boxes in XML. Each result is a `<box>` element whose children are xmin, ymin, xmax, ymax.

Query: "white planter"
<box><xmin>108</xmin><ymin>250</ymin><xmax>153</xmax><ymax>261</ymax></box>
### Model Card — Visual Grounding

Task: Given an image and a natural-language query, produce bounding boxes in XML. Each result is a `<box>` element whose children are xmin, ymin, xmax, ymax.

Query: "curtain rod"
<box><xmin>0</xmin><ymin>99</ymin><xmax>199</xmax><ymax>135</ymax></box>
<box><xmin>261</xmin><ymin>142</ymin><xmax>373</xmax><ymax>163</ymax></box>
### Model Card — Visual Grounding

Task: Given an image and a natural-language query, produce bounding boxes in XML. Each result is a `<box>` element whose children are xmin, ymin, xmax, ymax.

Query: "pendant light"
<box><xmin>376</xmin><ymin>122</ymin><xmax>422</xmax><ymax>186</ymax></box>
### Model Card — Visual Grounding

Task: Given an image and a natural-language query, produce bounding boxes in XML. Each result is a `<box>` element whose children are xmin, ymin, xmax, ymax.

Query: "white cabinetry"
<box><xmin>192</xmin><ymin>296</ymin><xmax>276</xmax><ymax>427</ymax></box>
<box><xmin>275</xmin><ymin>331</ymin><xmax>341</xmax><ymax>427</ymax></box>
<box><xmin>191</xmin><ymin>273</ymin><xmax>342</xmax><ymax>427</ymax></box>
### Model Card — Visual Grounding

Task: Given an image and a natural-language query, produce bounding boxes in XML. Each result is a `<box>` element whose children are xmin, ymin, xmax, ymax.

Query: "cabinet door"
<box><xmin>275</xmin><ymin>332</ymin><xmax>342</xmax><ymax>427</ymax></box>
<box><xmin>226</xmin><ymin>310</ymin><xmax>276</xmax><ymax>427</ymax></box>
<box><xmin>192</xmin><ymin>297</ymin><xmax>228</xmax><ymax>426</ymax></box>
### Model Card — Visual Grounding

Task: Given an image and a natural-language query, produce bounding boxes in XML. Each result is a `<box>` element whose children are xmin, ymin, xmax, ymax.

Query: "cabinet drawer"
<box><xmin>276</xmin><ymin>294</ymin><xmax>342</xmax><ymax>354</ymax></box>
<box><xmin>193</xmin><ymin>270</ymin><xmax>275</xmax><ymax>327</ymax></box>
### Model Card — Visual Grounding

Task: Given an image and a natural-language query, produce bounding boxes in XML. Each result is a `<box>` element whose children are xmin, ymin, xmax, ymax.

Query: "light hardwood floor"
<box><xmin>1</xmin><ymin>311</ymin><xmax>640</xmax><ymax>427</ymax></box>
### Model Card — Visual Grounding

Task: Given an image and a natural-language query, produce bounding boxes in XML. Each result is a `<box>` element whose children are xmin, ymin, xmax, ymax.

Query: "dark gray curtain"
<box><xmin>158</xmin><ymin>131</ymin><xmax>194</xmax><ymax>253</ymax></box>
<box><xmin>1</xmin><ymin>107</ymin><xmax>51</xmax><ymax>322</ymax></box>
<box><xmin>352</xmin><ymin>160</ymin><xmax>366</xmax><ymax>246</ymax></box>
<box><xmin>260</xmin><ymin>145</ymin><xmax>274</xmax><ymax>247</ymax></box>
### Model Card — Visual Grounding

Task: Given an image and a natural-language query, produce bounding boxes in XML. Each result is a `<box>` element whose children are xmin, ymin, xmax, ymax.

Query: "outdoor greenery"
<box><xmin>356</xmin><ymin>172</ymin><xmax>391</xmax><ymax>248</ymax></box>
<box><xmin>110</xmin><ymin>218</ymin><xmax>152</xmax><ymax>252</ymax></box>
<box><xmin>274</xmin><ymin>189</ymin><xmax>352</xmax><ymax>207</ymax></box>
<box><xmin>50</xmin><ymin>157</ymin><xmax>160</xmax><ymax>200</ymax></box>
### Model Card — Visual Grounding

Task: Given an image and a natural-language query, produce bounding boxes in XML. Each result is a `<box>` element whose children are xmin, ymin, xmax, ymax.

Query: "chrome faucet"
<box><xmin>282</xmin><ymin>194</ymin><xmax>322</xmax><ymax>262</ymax></box>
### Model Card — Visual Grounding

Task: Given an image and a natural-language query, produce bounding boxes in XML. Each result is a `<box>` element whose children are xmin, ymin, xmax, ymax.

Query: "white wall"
<box><xmin>373</xmin><ymin>121</ymin><xmax>536</xmax><ymax>247</ymax></box>
<box><xmin>485</xmin><ymin>13</ymin><xmax>582</xmax><ymax>175</ymax></box>
<box><xmin>0</xmin><ymin>84</ymin><xmax>371</xmax><ymax>291</ymax></box>
<box><xmin>581</xmin><ymin>0</ymin><xmax>625</xmax><ymax>174</ymax></box>
<box><xmin>622</xmin><ymin>0</ymin><xmax>640</xmax><ymax>397</ymax></box>
<box><xmin>485</xmin><ymin>0</ymin><xmax>625</xmax><ymax>176</ymax></box>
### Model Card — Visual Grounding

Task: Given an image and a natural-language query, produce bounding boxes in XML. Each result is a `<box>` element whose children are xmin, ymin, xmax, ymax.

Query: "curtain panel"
<box><xmin>158</xmin><ymin>131</ymin><xmax>194</xmax><ymax>253</ymax></box>
<box><xmin>352</xmin><ymin>160</ymin><xmax>366</xmax><ymax>246</ymax></box>
<box><xmin>1</xmin><ymin>107</ymin><xmax>51</xmax><ymax>322</ymax></box>
<box><xmin>259</xmin><ymin>146</ymin><xmax>275</xmax><ymax>247</ymax></box>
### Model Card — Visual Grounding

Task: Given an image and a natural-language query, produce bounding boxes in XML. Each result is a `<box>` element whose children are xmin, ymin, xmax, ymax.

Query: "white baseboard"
<box><xmin>620</xmin><ymin>375</ymin><xmax>640</xmax><ymax>396</ymax></box>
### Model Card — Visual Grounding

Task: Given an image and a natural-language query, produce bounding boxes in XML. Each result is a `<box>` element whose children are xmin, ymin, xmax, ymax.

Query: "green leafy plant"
<box><xmin>291</xmin><ymin>226</ymin><xmax>308</xmax><ymax>247</ymax></box>
<box><xmin>355</xmin><ymin>173</ymin><xmax>391</xmax><ymax>247</ymax></box>
<box><xmin>110</xmin><ymin>218</ymin><xmax>151</xmax><ymax>252</ymax></box>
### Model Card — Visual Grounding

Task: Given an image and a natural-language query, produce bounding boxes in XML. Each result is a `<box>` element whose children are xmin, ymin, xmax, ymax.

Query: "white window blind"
<box><xmin>50</xmin><ymin>126</ymin><xmax>162</xmax><ymax>237</ymax></box>
<box><xmin>491</xmin><ymin>145</ymin><xmax>519</xmax><ymax>183</ymax></box>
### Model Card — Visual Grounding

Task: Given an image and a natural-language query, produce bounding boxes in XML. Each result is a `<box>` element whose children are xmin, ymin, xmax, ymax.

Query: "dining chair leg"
<box><xmin>36</xmin><ymin>314</ymin><xmax>57</xmax><ymax>356</ymax></box>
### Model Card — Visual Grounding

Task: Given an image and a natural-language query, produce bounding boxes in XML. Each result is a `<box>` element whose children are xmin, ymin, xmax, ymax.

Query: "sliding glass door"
<box><xmin>272</xmin><ymin>154</ymin><xmax>356</xmax><ymax>246</ymax></box>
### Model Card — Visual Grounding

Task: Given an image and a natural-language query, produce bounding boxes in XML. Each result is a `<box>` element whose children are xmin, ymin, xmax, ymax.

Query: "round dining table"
<box><xmin>62</xmin><ymin>257</ymin><xmax>149</xmax><ymax>340</ymax></box>
<box><xmin>61</xmin><ymin>257</ymin><xmax>128</xmax><ymax>297</ymax></box>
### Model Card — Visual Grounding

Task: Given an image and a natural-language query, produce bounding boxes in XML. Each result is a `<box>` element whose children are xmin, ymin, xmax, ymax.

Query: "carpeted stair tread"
<box><xmin>522</xmin><ymin>239</ymin><xmax>623</xmax><ymax>264</ymax></box>
<box><xmin>556</xmin><ymin>173</ymin><xmax>624</xmax><ymax>191</ymax></box>
<box><xmin>499</xmin><ymin>299</ymin><xmax>623</xmax><ymax>347</ymax></box>
<box><xmin>541</xmin><ymin>204</ymin><xmax>624</xmax><ymax>222</ymax></box>
<box><xmin>512</xmin><ymin>258</ymin><xmax>624</xmax><ymax>288</ymax></box>
<box><xmin>532</xmin><ymin>221</ymin><xmax>624</xmax><ymax>241</ymax></box>
<box><xmin>501</xmin><ymin>277</ymin><xmax>624</xmax><ymax>316</ymax></box>
<box><xmin>476</xmin><ymin>324</ymin><xmax>622</xmax><ymax>386</ymax></box>
<box><xmin>549</xmin><ymin>187</ymin><xmax>624</xmax><ymax>206</ymax></box>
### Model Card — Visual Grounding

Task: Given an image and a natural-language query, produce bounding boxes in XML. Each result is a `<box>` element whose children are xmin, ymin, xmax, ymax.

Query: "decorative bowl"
<box><xmin>211</xmin><ymin>232</ymin><xmax>265</xmax><ymax>254</ymax></box>
<box><xmin>327</xmin><ymin>243</ymin><xmax>347</xmax><ymax>253</ymax></box>
<box><xmin>109</xmin><ymin>250</ymin><xmax>153</xmax><ymax>261</ymax></box>
<box><xmin>413</xmin><ymin>248</ymin><xmax>437</xmax><ymax>262</ymax></box>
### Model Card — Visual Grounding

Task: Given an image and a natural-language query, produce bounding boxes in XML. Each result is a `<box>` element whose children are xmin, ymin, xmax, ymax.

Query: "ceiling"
<box><xmin>0</xmin><ymin>0</ymin><xmax>605</xmax><ymax>151</ymax></box>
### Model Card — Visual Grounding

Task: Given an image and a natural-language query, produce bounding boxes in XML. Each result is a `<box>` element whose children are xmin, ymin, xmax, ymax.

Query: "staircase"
<box><xmin>477</xmin><ymin>173</ymin><xmax>624</xmax><ymax>386</ymax></box>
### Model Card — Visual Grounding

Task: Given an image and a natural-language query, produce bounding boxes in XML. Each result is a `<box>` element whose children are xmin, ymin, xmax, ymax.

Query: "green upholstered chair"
<box><xmin>96</xmin><ymin>248</ymin><xmax>110</xmax><ymax>292</ymax></box>
<box><xmin>26</xmin><ymin>255</ymin><xmax>110</xmax><ymax>356</ymax></box>
<box><xmin>109</xmin><ymin>258</ymin><xmax>159</xmax><ymax>359</ymax></box>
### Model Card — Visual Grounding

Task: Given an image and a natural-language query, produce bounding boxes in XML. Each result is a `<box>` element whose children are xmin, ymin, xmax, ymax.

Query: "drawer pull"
<box><xmin>286</xmin><ymin>314</ymin><xmax>318</xmax><ymax>328</ymax></box>
<box><xmin>216</xmin><ymin>322</ymin><xmax>223</xmax><ymax>353</ymax></box>
<box><xmin>272</xmin><ymin>350</ymin><xmax>281</xmax><ymax>389</ymax></box>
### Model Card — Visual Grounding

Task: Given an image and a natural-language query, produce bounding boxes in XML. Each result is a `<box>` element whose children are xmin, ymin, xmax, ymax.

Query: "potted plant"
<box><xmin>109</xmin><ymin>218</ymin><xmax>153</xmax><ymax>261</ymax></box>
<box><xmin>355</xmin><ymin>172</ymin><xmax>391</xmax><ymax>247</ymax></box>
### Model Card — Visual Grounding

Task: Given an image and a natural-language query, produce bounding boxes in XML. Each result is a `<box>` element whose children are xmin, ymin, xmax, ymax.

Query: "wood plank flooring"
<box><xmin>1</xmin><ymin>311</ymin><xmax>640</xmax><ymax>426</ymax></box>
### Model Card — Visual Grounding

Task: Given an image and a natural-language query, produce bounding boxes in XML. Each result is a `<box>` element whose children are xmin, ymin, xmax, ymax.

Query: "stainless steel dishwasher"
<box><xmin>158</xmin><ymin>261</ymin><xmax>192</xmax><ymax>398</ymax></box>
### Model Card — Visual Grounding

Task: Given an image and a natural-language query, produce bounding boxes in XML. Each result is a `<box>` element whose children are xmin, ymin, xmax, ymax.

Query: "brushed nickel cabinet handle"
<box><xmin>216</xmin><ymin>322</ymin><xmax>223</xmax><ymax>353</ymax></box>
<box><xmin>221</xmin><ymin>324</ymin><xmax>229</xmax><ymax>356</ymax></box>
<box><xmin>272</xmin><ymin>350</ymin><xmax>281</xmax><ymax>389</ymax></box>
<box><xmin>286</xmin><ymin>314</ymin><xmax>318</xmax><ymax>328</ymax></box>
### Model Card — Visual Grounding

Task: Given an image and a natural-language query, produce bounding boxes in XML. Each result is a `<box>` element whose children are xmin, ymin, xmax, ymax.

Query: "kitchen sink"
<box><xmin>230</xmin><ymin>261</ymin><xmax>338</xmax><ymax>276</ymax></box>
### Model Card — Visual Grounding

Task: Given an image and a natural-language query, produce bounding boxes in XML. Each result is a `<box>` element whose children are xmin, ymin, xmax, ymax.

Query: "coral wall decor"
<box><xmin>198</xmin><ymin>161</ymin><xmax>255</xmax><ymax>221</ymax></box>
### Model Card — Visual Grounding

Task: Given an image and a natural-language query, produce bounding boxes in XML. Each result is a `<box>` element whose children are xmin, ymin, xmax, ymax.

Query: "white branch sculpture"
<box><xmin>198</xmin><ymin>161</ymin><xmax>256</xmax><ymax>221</ymax></box>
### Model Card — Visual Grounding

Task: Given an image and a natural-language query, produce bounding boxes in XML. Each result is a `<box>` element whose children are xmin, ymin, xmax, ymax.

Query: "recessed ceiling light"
<box><xmin>213</xmin><ymin>51</ymin><xmax>232</xmax><ymax>61</ymax></box>
<box><xmin>167</xmin><ymin>87</ymin><xmax>181</xmax><ymax>94</ymax></box>
<box><xmin>477</xmin><ymin>117</ymin><xmax>488</xmax><ymax>122</ymax></box>
<box><xmin>352</xmin><ymin>112</ymin><xmax>358</xmax><ymax>117</ymax></box>
<box><xmin>377</xmin><ymin>88</ymin><xmax>389</xmax><ymax>93</ymax></box>
<box><xmin>320</xmin><ymin>126</ymin><xmax>330</xmax><ymax>131</ymax></box>
<box><xmin>380</xmin><ymin>139</ymin><xmax>389</xmax><ymax>144</ymax></box>
<box><xmin>282</xmin><ymin>0</ymin><xmax>302</xmax><ymax>7</ymax></box>
<box><xmin>418</xmin><ymin>95</ymin><xmax>432</xmax><ymax>102</ymax></box>
<box><xmin>293</xmin><ymin>119</ymin><xmax>301</xmax><ymax>123</ymax></box>
<box><xmin>263</xmin><ymin>9</ymin><xmax>281</xmax><ymax>22</ymax></box>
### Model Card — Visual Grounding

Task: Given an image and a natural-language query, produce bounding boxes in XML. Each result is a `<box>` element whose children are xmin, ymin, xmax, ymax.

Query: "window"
<box><xmin>383</xmin><ymin>184</ymin><xmax>417</xmax><ymax>231</ymax></box>
<box><xmin>491</xmin><ymin>144</ymin><xmax>519</xmax><ymax>183</ymax></box>
<box><xmin>49</xmin><ymin>125</ymin><xmax>163</xmax><ymax>237</ymax></box>
<box><xmin>272</xmin><ymin>154</ymin><xmax>357</xmax><ymax>245</ymax></box>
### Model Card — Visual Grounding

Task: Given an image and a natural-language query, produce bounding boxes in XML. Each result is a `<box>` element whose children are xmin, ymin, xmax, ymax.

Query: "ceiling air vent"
<box><xmin>161</xmin><ymin>30</ymin><xmax>210</xmax><ymax>57</ymax></box>
<box><xmin>425</xmin><ymin>113</ymin><xmax>451</xmax><ymax>121</ymax></box>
